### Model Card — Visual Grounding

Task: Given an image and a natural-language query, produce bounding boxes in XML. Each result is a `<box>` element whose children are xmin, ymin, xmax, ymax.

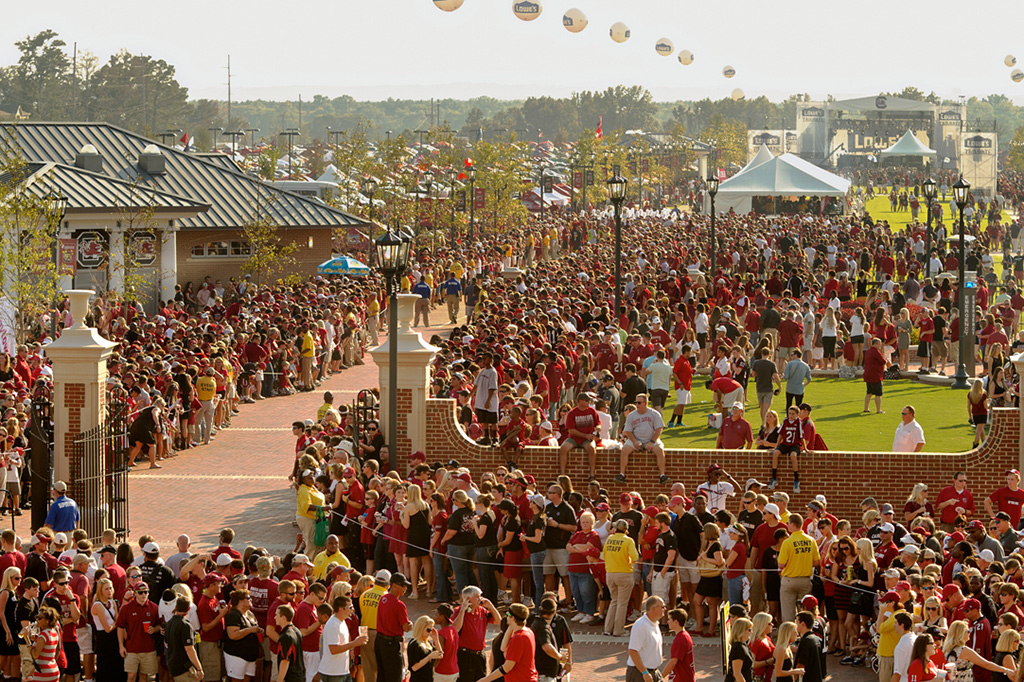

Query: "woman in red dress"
<box><xmin>28</xmin><ymin>606</ymin><xmax>61</xmax><ymax>682</ymax></box>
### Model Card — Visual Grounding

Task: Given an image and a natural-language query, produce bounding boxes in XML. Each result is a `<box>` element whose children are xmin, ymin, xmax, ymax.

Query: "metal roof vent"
<box><xmin>139</xmin><ymin>144</ymin><xmax>166</xmax><ymax>175</ymax></box>
<box><xmin>75</xmin><ymin>144</ymin><xmax>102</xmax><ymax>173</ymax></box>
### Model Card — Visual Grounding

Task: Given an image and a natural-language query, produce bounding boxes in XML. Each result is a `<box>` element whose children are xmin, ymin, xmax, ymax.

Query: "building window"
<box><xmin>190</xmin><ymin>241</ymin><xmax>252</xmax><ymax>257</ymax></box>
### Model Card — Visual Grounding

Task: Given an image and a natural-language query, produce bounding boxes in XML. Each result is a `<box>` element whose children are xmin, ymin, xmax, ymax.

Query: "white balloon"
<box><xmin>512</xmin><ymin>0</ymin><xmax>542</xmax><ymax>21</ymax></box>
<box><xmin>731</xmin><ymin>88</ymin><xmax>745</xmax><ymax>101</ymax></box>
<box><xmin>677</xmin><ymin>50</ymin><xmax>694</xmax><ymax>65</ymax></box>
<box><xmin>563</xmin><ymin>8</ymin><xmax>587</xmax><ymax>33</ymax></box>
<box><xmin>1012</xmin><ymin>69</ymin><xmax>1024</xmax><ymax>83</ymax></box>
<box><xmin>1006</xmin><ymin>54</ymin><xmax>1017</xmax><ymax>67</ymax></box>
<box><xmin>655</xmin><ymin>38</ymin><xmax>674</xmax><ymax>57</ymax></box>
<box><xmin>609</xmin><ymin>22</ymin><xmax>630</xmax><ymax>43</ymax></box>
<box><xmin>722</xmin><ymin>65</ymin><xmax>736</xmax><ymax>79</ymax></box>
<box><xmin>432</xmin><ymin>0</ymin><xmax>464</xmax><ymax>11</ymax></box>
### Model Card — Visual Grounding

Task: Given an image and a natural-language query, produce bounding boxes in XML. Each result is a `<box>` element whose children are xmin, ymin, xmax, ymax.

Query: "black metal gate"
<box><xmin>352</xmin><ymin>389</ymin><xmax>379</xmax><ymax>444</ymax></box>
<box><xmin>67</xmin><ymin>400</ymin><xmax>130</xmax><ymax>542</ymax></box>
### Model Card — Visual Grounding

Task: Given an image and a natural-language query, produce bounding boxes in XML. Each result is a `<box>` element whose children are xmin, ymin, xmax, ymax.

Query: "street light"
<box><xmin>246</xmin><ymin>128</ymin><xmax>261</xmax><ymax>149</ymax></box>
<box><xmin>706</xmin><ymin>174</ymin><xmax>720</xmax><ymax>277</ymax></box>
<box><xmin>422</xmin><ymin>171</ymin><xmax>435</xmax><ymax>255</ymax></box>
<box><xmin>375</xmin><ymin>229</ymin><xmax>412</xmax><ymax>474</ymax></box>
<box><xmin>46</xmin><ymin>191</ymin><xmax>68</xmax><ymax>341</ymax></box>
<box><xmin>361</xmin><ymin>177</ymin><xmax>380</xmax><ymax>266</ymax></box>
<box><xmin>466</xmin><ymin>165</ymin><xmax>477</xmax><ymax>241</ymax></box>
<box><xmin>923</xmin><ymin>178</ymin><xmax>937</xmax><ymax>278</ymax></box>
<box><xmin>607</xmin><ymin>173</ymin><xmax>628</xmax><ymax>322</ymax></box>
<box><xmin>279</xmin><ymin>129</ymin><xmax>300</xmax><ymax>177</ymax></box>
<box><xmin>951</xmin><ymin>176</ymin><xmax>971</xmax><ymax>390</ymax></box>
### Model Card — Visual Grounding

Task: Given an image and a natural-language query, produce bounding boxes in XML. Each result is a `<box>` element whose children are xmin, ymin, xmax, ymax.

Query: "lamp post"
<box><xmin>607</xmin><ymin>173</ymin><xmax>628</xmax><ymax>322</ymax></box>
<box><xmin>46</xmin><ymin>192</ymin><xmax>68</xmax><ymax>341</ymax></box>
<box><xmin>223</xmin><ymin>130</ymin><xmax>244</xmax><ymax>156</ymax></box>
<box><xmin>951</xmin><ymin>176</ymin><xmax>972</xmax><ymax>390</ymax></box>
<box><xmin>422</xmin><ymin>171</ymin><xmax>435</xmax><ymax>255</ymax></box>
<box><xmin>279</xmin><ymin>129</ymin><xmax>300</xmax><ymax>177</ymax></box>
<box><xmin>361</xmin><ymin>177</ymin><xmax>379</xmax><ymax>266</ymax></box>
<box><xmin>246</xmin><ymin>127</ymin><xmax>260</xmax><ymax>149</ymax></box>
<box><xmin>207</xmin><ymin>127</ymin><xmax>224</xmax><ymax>151</ymax></box>
<box><xmin>466</xmin><ymin>165</ymin><xmax>477</xmax><ymax>241</ymax></box>
<box><xmin>923</xmin><ymin>177</ymin><xmax>937</xmax><ymax>278</ymax></box>
<box><xmin>707</xmin><ymin>174</ymin><xmax>720</xmax><ymax>276</ymax></box>
<box><xmin>375</xmin><ymin>229</ymin><xmax>412</xmax><ymax>473</ymax></box>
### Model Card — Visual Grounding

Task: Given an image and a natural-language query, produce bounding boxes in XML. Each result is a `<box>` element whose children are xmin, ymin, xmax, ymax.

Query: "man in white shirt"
<box><xmin>892</xmin><ymin>405</ymin><xmax>926</xmax><ymax>453</ymax></box>
<box><xmin>626</xmin><ymin>596</ymin><xmax>665</xmax><ymax>682</ymax></box>
<box><xmin>891</xmin><ymin>612</ymin><xmax>916</xmax><ymax>682</ymax></box>
<box><xmin>320</xmin><ymin>595</ymin><xmax>368</xmax><ymax>681</ymax></box>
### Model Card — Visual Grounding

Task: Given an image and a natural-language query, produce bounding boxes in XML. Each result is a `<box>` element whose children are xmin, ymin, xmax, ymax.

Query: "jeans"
<box><xmin>475</xmin><ymin>545</ymin><xmax>499</xmax><ymax>603</ymax></box>
<box><xmin>530</xmin><ymin>550</ymin><xmax>547</xmax><ymax>610</ymax></box>
<box><xmin>432</xmin><ymin>551</ymin><xmax>452</xmax><ymax>602</ymax></box>
<box><xmin>568</xmin><ymin>571</ymin><xmax>597</xmax><ymax>615</ymax></box>
<box><xmin>449</xmin><ymin>544</ymin><xmax>476</xmax><ymax>594</ymax></box>
<box><xmin>728</xmin><ymin>576</ymin><xmax>745</xmax><ymax>606</ymax></box>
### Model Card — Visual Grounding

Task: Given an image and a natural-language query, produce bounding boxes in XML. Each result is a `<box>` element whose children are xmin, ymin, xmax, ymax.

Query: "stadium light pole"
<box><xmin>607</xmin><ymin>173</ymin><xmax>628</xmax><ymax>323</ymax></box>
<box><xmin>375</xmin><ymin>229</ymin><xmax>411</xmax><ymax>473</ymax></box>
<box><xmin>951</xmin><ymin>176</ymin><xmax>971</xmax><ymax>390</ymax></box>
<box><xmin>923</xmin><ymin>178</ymin><xmax>937</xmax><ymax>278</ymax></box>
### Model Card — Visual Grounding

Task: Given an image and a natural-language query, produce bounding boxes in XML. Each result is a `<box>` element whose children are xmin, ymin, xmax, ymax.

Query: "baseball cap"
<box><xmin>706</xmin><ymin>463</ymin><xmax>723</xmax><ymax>476</ymax></box>
<box><xmin>98</xmin><ymin>545</ymin><xmax>117</xmax><ymax>555</ymax></box>
<box><xmin>593</xmin><ymin>503</ymin><xmax>610</xmax><ymax>512</ymax></box>
<box><xmin>390</xmin><ymin>572</ymin><xmax>412</xmax><ymax>588</ymax></box>
<box><xmin>539</xmin><ymin>421</ymin><xmax>553</xmax><ymax>431</ymax></box>
<box><xmin>374</xmin><ymin>569</ymin><xmax>392</xmax><ymax>585</ymax></box>
<box><xmin>764</xmin><ymin>503</ymin><xmax>780</xmax><ymax>517</ymax></box>
<box><xmin>53</xmin><ymin>481</ymin><xmax>67</xmax><ymax>493</ymax></box>
<box><xmin>619</xmin><ymin>492</ymin><xmax>633</xmax><ymax>505</ymax></box>
<box><xmin>772</xmin><ymin>492</ymin><xmax>790</xmax><ymax>503</ymax></box>
<box><xmin>980</xmin><ymin>549</ymin><xmax>996</xmax><ymax>562</ymax></box>
<box><xmin>53</xmin><ymin>533</ymin><xmax>67</xmax><ymax>544</ymax></box>
<box><xmin>967</xmin><ymin>520</ymin><xmax>985</xmax><ymax>531</ymax></box>
<box><xmin>879</xmin><ymin>522</ymin><xmax>895</xmax><ymax>533</ymax></box>
<box><xmin>950</xmin><ymin>531</ymin><xmax>966</xmax><ymax>543</ymax></box>
<box><xmin>745</xmin><ymin>478</ymin><xmax>764</xmax><ymax>490</ymax></box>
<box><xmin>995</xmin><ymin>511</ymin><xmax>1012</xmax><ymax>522</ymax></box>
<box><xmin>963</xmin><ymin>598</ymin><xmax>982</xmax><ymax>611</ymax></box>
<box><xmin>895</xmin><ymin>581</ymin><xmax>912</xmax><ymax>592</ymax></box>
<box><xmin>942</xmin><ymin>584</ymin><xmax>961</xmax><ymax>599</ymax></box>
<box><xmin>531</xmin><ymin>494</ymin><xmax>547</xmax><ymax>508</ymax></box>
<box><xmin>879</xmin><ymin>591</ymin><xmax>900</xmax><ymax>604</ymax></box>
<box><xmin>216</xmin><ymin>553</ymin><xmax>233</xmax><ymax>566</ymax></box>
<box><xmin>814</xmin><ymin>495</ymin><xmax>827</xmax><ymax>505</ymax></box>
<box><xmin>410</xmin><ymin>451</ymin><xmax>426</xmax><ymax>462</ymax></box>
<box><xmin>1007</xmin><ymin>469</ymin><xmax>1021</xmax><ymax>477</ymax></box>
<box><xmin>900</xmin><ymin>543</ymin><xmax>919</xmax><ymax>555</ymax></box>
<box><xmin>291</xmin><ymin>554</ymin><xmax>311</xmax><ymax>566</ymax></box>
<box><xmin>669</xmin><ymin>495</ymin><xmax>686</xmax><ymax>508</ymax></box>
<box><xmin>456</xmin><ymin>472</ymin><xmax>472</xmax><ymax>483</ymax></box>
<box><xmin>801</xmin><ymin>595</ymin><xmax>818</xmax><ymax>609</ymax></box>
<box><xmin>203</xmin><ymin>573</ymin><xmax>227</xmax><ymax>587</ymax></box>
<box><xmin>880</xmin><ymin>503</ymin><xmax>894</xmax><ymax>514</ymax></box>
<box><xmin>143</xmin><ymin>542</ymin><xmax>160</xmax><ymax>554</ymax></box>
<box><xmin>300</xmin><ymin>469</ymin><xmax>315</xmax><ymax>479</ymax></box>
<box><xmin>730</xmin><ymin>401</ymin><xmax>744</xmax><ymax>410</ymax></box>
<box><xmin>343</xmin><ymin>467</ymin><xmax>355</xmax><ymax>478</ymax></box>
<box><xmin>883</xmin><ymin>568</ymin><xmax>900</xmax><ymax>578</ymax></box>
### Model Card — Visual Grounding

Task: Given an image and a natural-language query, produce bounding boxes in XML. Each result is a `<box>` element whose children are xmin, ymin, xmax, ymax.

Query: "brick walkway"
<box><xmin>127</xmin><ymin>318</ymin><xmax>454</xmax><ymax>553</ymax></box>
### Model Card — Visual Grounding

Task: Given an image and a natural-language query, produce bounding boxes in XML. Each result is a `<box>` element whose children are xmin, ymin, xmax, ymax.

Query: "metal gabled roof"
<box><xmin>1</xmin><ymin>122</ymin><xmax>368</xmax><ymax>230</ymax></box>
<box><xmin>14</xmin><ymin>162</ymin><xmax>209</xmax><ymax>213</ymax></box>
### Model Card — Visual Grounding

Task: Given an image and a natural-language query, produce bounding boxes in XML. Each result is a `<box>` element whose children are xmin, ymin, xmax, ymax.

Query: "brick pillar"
<box><xmin>1013</xmin><ymin>354</ymin><xmax>1024</xmax><ymax>471</ymax></box>
<box><xmin>44</xmin><ymin>290</ymin><xmax>118</xmax><ymax>532</ymax></box>
<box><xmin>370</xmin><ymin>294</ymin><xmax>438</xmax><ymax>468</ymax></box>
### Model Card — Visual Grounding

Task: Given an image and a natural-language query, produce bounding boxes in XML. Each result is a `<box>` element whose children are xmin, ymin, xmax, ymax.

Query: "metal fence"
<box><xmin>67</xmin><ymin>400</ymin><xmax>130</xmax><ymax>542</ymax></box>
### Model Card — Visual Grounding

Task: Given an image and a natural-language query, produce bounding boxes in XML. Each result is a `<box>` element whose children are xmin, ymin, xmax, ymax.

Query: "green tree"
<box><xmin>701</xmin><ymin>114</ymin><xmax>747</xmax><ymax>167</ymax></box>
<box><xmin>86</xmin><ymin>50</ymin><xmax>189</xmax><ymax>135</ymax></box>
<box><xmin>0</xmin><ymin>30</ymin><xmax>72</xmax><ymax>120</ymax></box>
<box><xmin>1008</xmin><ymin>126</ymin><xmax>1024</xmax><ymax>173</ymax></box>
<box><xmin>240</xmin><ymin>188</ymin><xmax>298</xmax><ymax>285</ymax></box>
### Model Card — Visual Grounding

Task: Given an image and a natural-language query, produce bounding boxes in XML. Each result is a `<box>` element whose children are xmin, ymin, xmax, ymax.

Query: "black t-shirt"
<box><xmin>277</xmin><ymin>624</ymin><xmax>305</xmax><ymax>682</ymax></box>
<box><xmin>933</xmin><ymin>317</ymin><xmax>947</xmax><ymax>342</ymax></box>
<box><xmin>165</xmin><ymin>614</ymin><xmax>197</xmax><ymax>676</ymax></box>
<box><xmin>503</xmin><ymin>517</ymin><xmax>523</xmax><ymax>553</ymax></box>
<box><xmin>475</xmin><ymin>511</ymin><xmax>499</xmax><ymax>548</ymax></box>
<box><xmin>737</xmin><ymin>508</ymin><xmax>763</xmax><ymax>535</ymax></box>
<box><xmin>25</xmin><ymin>553</ymin><xmax>49</xmax><ymax>585</ymax></box>
<box><xmin>752</xmin><ymin>359</ymin><xmax>777</xmax><ymax>394</ymax></box>
<box><xmin>408</xmin><ymin>638</ymin><xmax>434</xmax><ymax>682</ymax></box>
<box><xmin>548</xmin><ymin>613</ymin><xmax>573</xmax><ymax>650</ymax></box>
<box><xmin>525</xmin><ymin>515</ymin><xmax>547</xmax><ymax>553</ymax></box>
<box><xmin>652</xmin><ymin>530</ymin><xmax>678</xmax><ymax>570</ymax></box>
<box><xmin>223</xmin><ymin>609</ymin><xmax>261</xmax><ymax>661</ymax></box>
<box><xmin>139</xmin><ymin>561</ymin><xmax>175</xmax><ymax>604</ymax></box>
<box><xmin>796</xmin><ymin>633</ymin><xmax>824</xmax><ymax>682</ymax></box>
<box><xmin>544</xmin><ymin>502</ymin><xmax>576</xmax><ymax>549</ymax></box>
<box><xmin>15</xmin><ymin>597</ymin><xmax>38</xmax><ymax>645</ymax></box>
<box><xmin>725</xmin><ymin>642</ymin><xmax>753</xmax><ymax>682</ymax></box>
<box><xmin>612</xmin><ymin>510</ymin><xmax>644</xmax><ymax>545</ymax></box>
<box><xmin>672</xmin><ymin>512</ymin><xmax>705</xmax><ymax>562</ymax></box>
<box><xmin>447</xmin><ymin>508</ymin><xmax>477</xmax><ymax>546</ymax></box>
<box><xmin>621</xmin><ymin>376</ymin><xmax>647</xmax><ymax>406</ymax></box>
<box><xmin>530</xmin><ymin>617</ymin><xmax>559</xmax><ymax>678</ymax></box>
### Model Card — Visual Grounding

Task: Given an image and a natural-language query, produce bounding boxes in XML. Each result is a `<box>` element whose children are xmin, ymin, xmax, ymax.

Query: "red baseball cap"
<box><xmin>942</xmin><ymin>584</ymin><xmax>961</xmax><ymax>600</ymax></box>
<box><xmin>619</xmin><ymin>493</ymin><xmax>632</xmax><ymax>505</ymax></box>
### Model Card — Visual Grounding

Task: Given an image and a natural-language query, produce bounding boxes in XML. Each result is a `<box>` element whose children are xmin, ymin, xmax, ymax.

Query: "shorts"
<box><xmin>650</xmin><ymin>389</ymin><xmax>669</xmax><ymax>409</ymax></box>
<box><xmin>303</xmin><ymin>651</ymin><xmax>322</xmax><ymax>682</ymax></box>
<box><xmin>562</xmin><ymin>437</ymin><xmax>595</xmax><ymax>450</ymax></box>
<box><xmin>696</xmin><ymin>333</ymin><xmax>707</xmax><ymax>349</ymax></box>
<box><xmin>503</xmin><ymin>549</ymin><xmax>525</xmax><ymax>579</ymax></box>
<box><xmin>823</xmin><ymin>337</ymin><xmax>836</xmax><ymax>358</ymax></box>
<box><xmin>865</xmin><ymin>381</ymin><xmax>883</xmax><ymax>396</ymax></box>
<box><xmin>778</xmin><ymin>347</ymin><xmax>795</xmax><ymax>360</ymax></box>
<box><xmin>77</xmin><ymin>625</ymin><xmax>93</xmax><ymax>655</ymax></box>
<box><xmin>435</xmin><ymin>674</ymin><xmax>459</xmax><ymax>682</ymax></box>
<box><xmin>972</xmin><ymin>413</ymin><xmax>988</xmax><ymax>425</ymax></box>
<box><xmin>6</xmin><ymin>481</ymin><xmax>18</xmax><ymax>499</ymax></box>
<box><xmin>543</xmin><ymin>548</ymin><xmax>570</xmax><ymax>576</ymax></box>
<box><xmin>757</xmin><ymin>392</ymin><xmax>774</xmax><ymax>407</ymax></box>
<box><xmin>125</xmin><ymin>650</ymin><xmax>160</xmax><ymax>675</ymax></box>
<box><xmin>850</xmin><ymin>335</ymin><xmax>864</xmax><ymax>344</ymax></box>
<box><xmin>63</xmin><ymin>640</ymin><xmax>82</xmax><ymax>674</ymax></box>
<box><xmin>676</xmin><ymin>388</ymin><xmax>692</xmax><ymax>405</ymax></box>
<box><xmin>224</xmin><ymin>652</ymin><xmax>258</xmax><ymax>679</ymax></box>
<box><xmin>776</xmin><ymin>444</ymin><xmax>801</xmax><ymax>456</ymax></box>
<box><xmin>475</xmin><ymin>409</ymin><xmax>498</xmax><ymax>425</ymax></box>
<box><xmin>677</xmin><ymin>557</ymin><xmax>700</xmax><ymax>584</ymax></box>
<box><xmin>722</xmin><ymin>388</ymin><xmax>744</xmax><ymax>407</ymax></box>
<box><xmin>130</xmin><ymin>430</ymin><xmax>155</xmax><ymax>447</ymax></box>
<box><xmin>931</xmin><ymin>341</ymin><xmax>948</xmax><ymax>359</ymax></box>
<box><xmin>173</xmin><ymin>670</ymin><xmax>202</xmax><ymax>682</ymax></box>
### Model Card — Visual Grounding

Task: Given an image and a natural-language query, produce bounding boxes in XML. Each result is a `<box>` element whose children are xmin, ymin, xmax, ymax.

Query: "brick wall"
<box><xmin>175</xmin><ymin>228</ymin><xmax>333</xmax><ymax>289</ymax></box>
<box><xmin>424</xmin><ymin>397</ymin><xmax>1020</xmax><ymax>521</ymax></box>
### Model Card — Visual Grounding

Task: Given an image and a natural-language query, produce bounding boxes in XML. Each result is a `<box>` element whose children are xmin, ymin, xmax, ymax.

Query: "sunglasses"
<box><xmin>136</xmin><ymin>589</ymin><xmax>149</xmax><ymax>594</ymax></box>
<box><xmin>281</xmin><ymin>591</ymin><xmax>296</xmax><ymax>597</ymax></box>
<box><xmin>55</xmin><ymin>581</ymin><xmax>68</xmax><ymax>586</ymax></box>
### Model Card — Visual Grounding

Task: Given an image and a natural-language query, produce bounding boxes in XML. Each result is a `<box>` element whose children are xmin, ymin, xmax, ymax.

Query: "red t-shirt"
<box><xmin>453</xmin><ymin>605</ymin><xmax>493</xmax><ymax>651</ymax></box>
<box><xmin>566</xmin><ymin>406</ymin><xmax>600</xmax><ymax>437</ymax></box>
<box><xmin>247</xmin><ymin>577</ymin><xmax>279</xmax><ymax>628</ymax></box>
<box><xmin>711</xmin><ymin>377</ymin><xmax>742</xmax><ymax>395</ymax></box>
<box><xmin>115</xmin><ymin>599</ymin><xmax>159</xmax><ymax>653</ymax></box>
<box><xmin>989</xmin><ymin>487</ymin><xmax>1024</xmax><ymax>527</ymax></box>
<box><xmin>0</xmin><ymin>551</ymin><xmax>27</xmax><ymax>577</ymax></box>
<box><xmin>863</xmin><ymin>348</ymin><xmax>886</xmax><ymax>383</ymax></box>
<box><xmin>725</xmin><ymin>542</ymin><xmax>747</xmax><ymax>580</ymax></box>
<box><xmin>750</xmin><ymin>521</ymin><xmax>784</xmax><ymax>569</ymax></box>
<box><xmin>432</xmin><ymin>510</ymin><xmax>449</xmax><ymax>554</ymax></box>
<box><xmin>197</xmin><ymin>594</ymin><xmax>225</xmax><ymax>642</ymax></box>
<box><xmin>504</xmin><ymin>627</ymin><xmax>538</xmax><ymax>682</ymax></box>
<box><xmin>670</xmin><ymin>630</ymin><xmax>696</xmax><ymax>682</ymax></box>
<box><xmin>936</xmin><ymin>486</ymin><xmax>974</xmax><ymax>524</ymax></box>
<box><xmin>345</xmin><ymin>480</ymin><xmax>366</xmax><ymax>518</ymax></box>
<box><xmin>376</xmin><ymin>592</ymin><xmax>409</xmax><ymax>637</ymax></box>
<box><xmin>43</xmin><ymin>588</ymin><xmax>80</xmax><ymax>641</ymax></box>
<box><xmin>293</xmin><ymin>600</ymin><xmax>322</xmax><ymax>652</ymax></box>
<box><xmin>673</xmin><ymin>357</ymin><xmax>693</xmax><ymax>391</ymax></box>
<box><xmin>210</xmin><ymin>547</ymin><xmax>242</xmax><ymax>564</ymax></box>
<box><xmin>435</xmin><ymin>624</ymin><xmax>460</xmax><ymax>675</ymax></box>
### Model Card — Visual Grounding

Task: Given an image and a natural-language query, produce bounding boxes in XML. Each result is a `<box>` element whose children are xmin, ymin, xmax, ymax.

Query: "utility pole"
<box><xmin>226</xmin><ymin>55</ymin><xmax>232</xmax><ymax>132</ymax></box>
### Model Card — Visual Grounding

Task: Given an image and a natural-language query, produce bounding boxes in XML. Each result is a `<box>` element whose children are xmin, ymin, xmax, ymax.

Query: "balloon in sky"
<box><xmin>655</xmin><ymin>38</ymin><xmax>674</xmax><ymax>56</ymax></box>
<box><xmin>563</xmin><ymin>8</ymin><xmax>587</xmax><ymax>33</ymax></box>
<box><xmin>677</xmin><ymin>50</ymin><xmax>694</xmax><ymax>65</ymax></box>
<box><xmin>1006</xmin><ymin>55</ymin><xmax>1017</xmax><ymax>67</ymax></box>
<box><xmin>723</xmin><ymin>65</ymin><xmax>736</xmax><ymax>78</ymax></box>
<box><xmin>731</xmin><ymin>88</ymin><xmax>746</xmax><ymax>101</ymax></box>
<box><xmin>512</xmin><ymin>1</ymin><xmax>542</xmax><ymax>21</ymax></box>
<box><xmin>1012</xmin><ymin>69</ymin><xmax>1024</xmax><ymax>83</ymax></box>
<box><xmin>432</xmin><ymin>0</ymin><xmax>464</xmax><ymax>11</ymax></box>
<box><xmin>609</xmin><ymin>22</ymin><xmax>630</xmax><ymax>43</ymax></box>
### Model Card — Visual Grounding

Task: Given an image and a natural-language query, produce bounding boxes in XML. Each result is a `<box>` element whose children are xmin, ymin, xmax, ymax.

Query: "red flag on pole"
<box><xmin>596</xmin><ymin>116</ymin><xmax>603</xmax><ymax>139</ymax></box>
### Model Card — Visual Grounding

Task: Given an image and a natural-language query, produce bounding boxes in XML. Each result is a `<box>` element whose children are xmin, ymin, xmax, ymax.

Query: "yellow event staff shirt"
<box><xmin>301</xmin><ymin>332</ymin><xmax>315</xmax><ymax>358</ymax></box>
<box><xmin>777</xmin><ymin>529</ymin><xmax>817</xmax><ymax>578</ymax></box>
<box><xmin>359</xmin><ymin>584</ymin><xmax>387</xmax><ymax>629</ymax></box>
<box><xmin>296</xmin><ymin>484</ymin><xmax>325</xmax><ymax>521</ymax></box>
<box><xmin>602</xmin><ymin>532</ymin><xmax>639</xmax><ymax>573</ymax></box>
<box><xmin>195</xmin><ymin>376</ymin><xmax>216</xmax><ymax>401</ymax></box>
<box><xmin>312</xmin><ymin>549</ymin><xmax>351</xmax><ymax>580</ymax></box>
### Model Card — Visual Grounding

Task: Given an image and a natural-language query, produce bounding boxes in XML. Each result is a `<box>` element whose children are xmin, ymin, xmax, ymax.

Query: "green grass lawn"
<box><xmin>658</xmin><ymin>378</ymin><xmax>975</xmax><ymax>453</ymax></box>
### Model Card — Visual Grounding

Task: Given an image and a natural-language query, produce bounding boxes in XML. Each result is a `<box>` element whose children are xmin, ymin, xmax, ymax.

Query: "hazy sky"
<box><xmin>7</xmin><ymin>0</ymin><xmax>1024</xmax><ymax>104</ymax></box>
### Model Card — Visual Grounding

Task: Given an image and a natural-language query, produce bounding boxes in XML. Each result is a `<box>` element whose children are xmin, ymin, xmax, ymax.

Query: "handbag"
<box><xmin>849</xmin><ymin>590</ymin><xmax>867</xmax><ymax>608</ymax></box>
<box><xmin>697</xmin><ymin>554</ymin><xmax>723</xmax><ymax>578</ymax></box>
<box><xmin>314</xmin><ymin>507</ymin><xmax>330</xmax><ymax>547</ymax></box>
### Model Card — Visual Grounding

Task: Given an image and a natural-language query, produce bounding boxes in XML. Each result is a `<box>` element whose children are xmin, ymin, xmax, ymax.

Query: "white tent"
<box><xmin>712</xmin><ymin>153</ymin><xmax>851</xmax><ymax>214</ymax></box>
<box><xmin>736</xmin><ymin>144</ymin><xmax>774</xmax><ymax>176</ymax></box>
<box><xmin>880</xmin><ymin>130</ymin><xmax>936</xmax><ymax>158</ymax></box>
<box><xmin>318</xmin><ymin>164</ymin><xmax>348</xmax><ymax>184</ymax></box>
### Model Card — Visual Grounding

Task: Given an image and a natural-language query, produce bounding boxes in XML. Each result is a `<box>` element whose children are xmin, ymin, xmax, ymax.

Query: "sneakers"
<box><xmin>581</xmin><ymin>614</ymin><xmax>595</xmax><ymax>625</ymax></box>
<box><xmin>571</xmin><ymin>613</ymin><xmax>586</xmax><ymax>622</ymax></box>
<box><xmin>523</xmin><ymin>596</ymin><xmax>535</xmax><ymax>608</ymax></box>
<box><xmin>627</xmin><ymin>609</ymin><xmax>641</xmax><ymax>622</ymax></box>
<box><xmin>851</xmin><ymin>657</ymin><xmax>865</xmax><ymax>667</ymax></box>
<box><xmin>767</xmin><ymin>478</ymin><xmax>778</xmax><ymax>490</ymax></box>
<box><xmin>685</xmin><ymin>618</ymin><xmax>696</xmax><ymax>631</ymax></box>
<box><xmin>614</xmin><ymin>473</ymin><xmax>627</xmax><ymax>483</ymax></box>
<box><xmin>793</xmin><ymin>481</ymin><xmax>801</xmax><ymax>494</ymax></box>
<box><xmin>659</xmin><ymin>474</ymin><xmax>670</xmax><ymax>485</ymax></box>
<box><xmin>840</xmin><ymin>656</ymin><xmax>855</xmax><ymax>666</ymax></box>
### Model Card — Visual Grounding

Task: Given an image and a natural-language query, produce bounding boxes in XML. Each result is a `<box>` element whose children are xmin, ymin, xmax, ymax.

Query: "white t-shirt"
<box><xmin>319</xmin><ymin>614</ymin><xmax>351</xmax><ymax>675</ymax></box>
<box><xmin>696</xmin><ymin>481</ymin><xmax>735</xmax><ymax>514</ymax></box>
<box><xmin>472</xmin><ymin>367</ymin><xmax>499</xmax><ymax>413</ymax></box>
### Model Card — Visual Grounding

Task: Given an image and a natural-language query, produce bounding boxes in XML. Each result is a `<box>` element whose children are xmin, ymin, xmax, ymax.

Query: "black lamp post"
<box><xmin>607</xmin><ymin>173</ymin><xmax>628</xmax><ymax>322</ymax></box>
<box><xmin>246</xmin><ymin>127</ymin><xmax>260</xmax><ymax>149</ymax></box>
<box><xmin>46</xmin><ymin>192</ymin><xmax>68</xmax><ymax>341</ymax></box>
<box><xmin>466</xmin><ymin>165</ymin><xmax>477</xmax><ymax>241</ymax></box>
<box><xmin>375</xmin><ymin>229</ymin><xmax>412</xmax><ymax>473</ymax></box>
<box><xmin>361</xmin><ymin>177</ymin><xmax>379</xmax><ymax>266</ymax></box>
<box><xmin>951</xmin><ymin>176</ymin><xmax>971</xmax><ymax>390</ymax></box>
<box><xmin>707</xmin><ymin>174</ymin><xmax>720</xmax><ymax>276</ymax></box>
<box><xmin>923</xmin><ymin>178</ymin><xmax>937</xmax><ymax>278</ymax></box>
